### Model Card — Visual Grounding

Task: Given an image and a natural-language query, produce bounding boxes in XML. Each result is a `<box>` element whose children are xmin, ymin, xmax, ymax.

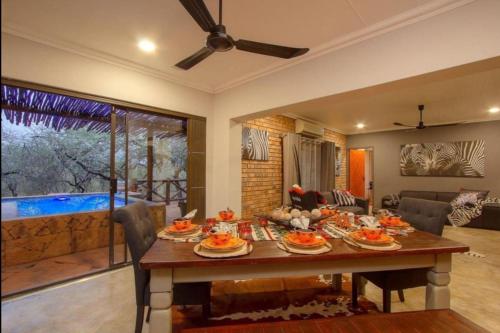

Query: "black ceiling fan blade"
<box><xmin>393</xmin><ymin>122</ymin><xmax>415</xmax><ymax>127</ymax></box>
<box><xmin>426</xmin><ymin>122</ymin><xmax>465</xmax><ymax>128</ymax></box>
<box><xmin>175</xmin><ymin>47</ymin><xmax>214</xmax><ymax>70</ymax></box>
<box><xmin>234</xmin><ymin>39</ymin><xmax>309</xmax><ymax>59</ymax></box>
<box><xmin>179</xmin><ymin>0</ymin><xmax>217</xmax><ymax>32</ymax></box>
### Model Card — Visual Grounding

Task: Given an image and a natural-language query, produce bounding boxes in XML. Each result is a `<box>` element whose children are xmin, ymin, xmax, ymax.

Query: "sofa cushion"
<box><xmin>338</xmin><ymin>206</ymin><xmax>365</xmax><ymax>215</ymax></box>
<box><xmin>320</xmin><ymin>191</ymin><xmax>335</xmax><ymax>205</ymax></box>
<box><xmin>400</xmin><ymin>191</ymin><xmax>437</xmax><ymax>201</ymax></box>
<box><xmin>459</xmin><ymin>188</ymin><xmax>489</xmax><ymax>200</ymax></box>
<box><xmin>436</xmin><ymin>192</ymin><xmax>459</xmax><ymax>203</ymax></box>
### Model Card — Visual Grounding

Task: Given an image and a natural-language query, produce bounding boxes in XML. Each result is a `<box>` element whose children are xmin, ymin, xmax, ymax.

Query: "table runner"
<box><xmin>160</xmin><ymin>222</ymin><xmax>343</xmax><ymax>243</ymax></box>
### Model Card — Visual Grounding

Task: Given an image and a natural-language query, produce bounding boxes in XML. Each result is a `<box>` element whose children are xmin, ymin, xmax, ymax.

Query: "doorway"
<box><xmin>348</xmin><ymin>148</ymin><xmax>374</xmax><ymax>205</ymax></box>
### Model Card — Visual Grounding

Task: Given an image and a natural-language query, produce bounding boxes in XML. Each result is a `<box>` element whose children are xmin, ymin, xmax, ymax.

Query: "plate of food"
<box><xmin>283</xmin><ymin>230</ymin><xmax>327</xmax><ymax>248</ymax></box>
<box><xmin>348</xmin><ymin>228</ymin><xmax>394</xmax><ymax>246</ymax></box>
<box><xmin>165</xmin><ymin>219</ymin><xmax>200</xmax><ymax>235</ymax></box>
<box><xmin>379</xmin><ymin>216</ymin><xmax>410</xmax><ymax>228</ymax></box>
<box><xmin>200</xmin><ymin>232</ymin><xmax>246</xmax><ymax>252</ymax></box>
<box><xmin>215</xmin><ymin>208</ymin><xmax>239</xmax><ymax>222</ymax></box>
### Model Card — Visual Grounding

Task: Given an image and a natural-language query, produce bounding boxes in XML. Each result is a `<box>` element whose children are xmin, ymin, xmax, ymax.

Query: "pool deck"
<box><xmin>1</xmin><ymin>203</ymin><xmax>180</xmax><ymax>297</ymax></box>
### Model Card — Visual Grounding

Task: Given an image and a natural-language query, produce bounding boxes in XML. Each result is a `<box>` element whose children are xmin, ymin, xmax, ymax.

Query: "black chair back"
<box><xmin>397</xmin><ymin>197</ymin><xmax>451</xmax><ymax>236</ymax></box>
<box><xmin>112</xmin><ymin>201</ymin><xmax>157</xmax><ymax>306</ymax></box>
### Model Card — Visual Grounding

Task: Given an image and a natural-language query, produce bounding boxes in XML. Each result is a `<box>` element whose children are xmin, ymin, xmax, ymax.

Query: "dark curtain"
<box><xmin>320</xmin><ymin>141</ymin><xmax>336</xmax><ymax>191</ymax></box>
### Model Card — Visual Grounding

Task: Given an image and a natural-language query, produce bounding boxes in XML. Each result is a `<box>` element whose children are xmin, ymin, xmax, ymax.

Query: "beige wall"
<box><xmin>211</xmin><ymin>0</ymin><xmax>500</xmax><ymax>216</ymax></box>
<box><xmin>347</xmin><ymin>121</ymin><xmax>500</xmax><ymax>208</ymax></box>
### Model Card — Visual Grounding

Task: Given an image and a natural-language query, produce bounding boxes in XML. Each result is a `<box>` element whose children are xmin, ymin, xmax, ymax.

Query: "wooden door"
<box><xmin>187</xmin><ymin>117</ymin><xmax>206</xmax><ymax>222</ymax></box>
<box><xmin>349</xmin><ymin>150</ymin><xmax>365</xmax><ymax>198</ymax></box>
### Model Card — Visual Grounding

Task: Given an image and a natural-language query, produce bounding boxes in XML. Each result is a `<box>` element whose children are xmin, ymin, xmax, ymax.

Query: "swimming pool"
<box><xmin>1</xmin><ymin>193</ymin><xmax>131</xmax><ymax>219</ymax></box>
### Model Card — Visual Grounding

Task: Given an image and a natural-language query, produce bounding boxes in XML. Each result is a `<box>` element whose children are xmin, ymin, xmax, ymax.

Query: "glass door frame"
<box><xmin>109</xmin><ymin>106</ymin><xmax>130</xmax><ymax>267</ymax></box>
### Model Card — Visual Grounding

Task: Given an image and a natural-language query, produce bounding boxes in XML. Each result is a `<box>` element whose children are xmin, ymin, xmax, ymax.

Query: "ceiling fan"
<box><xmin>393</xmin><ymin>104</ymin><xmax>464</xmax><ymax>130</ymax></box>
<box><xmin>175</xmin><ymin>0</ymin><xmax>309</xmax><ymax>70</ymax></box>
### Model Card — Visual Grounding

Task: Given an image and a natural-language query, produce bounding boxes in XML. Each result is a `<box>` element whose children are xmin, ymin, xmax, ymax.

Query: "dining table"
<box><xmin>140</xmin><ymin>229</ymin><xmax>468</xmax><ymax>333</ymax></box>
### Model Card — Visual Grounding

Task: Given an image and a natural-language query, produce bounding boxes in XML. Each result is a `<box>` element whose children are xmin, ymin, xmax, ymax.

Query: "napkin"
<box><xmin>291</xmin><ymin>216</ymin><xmax>310</xmax><ymax>230</ymax></box>
<box><xmin>183</xmin><ymin>209</ymin><xmax>197</xmax><ymax>219</ymax></box>
<box><xmin>359</xmin><ymin>216</ymin><xmax>380</xmax><ymax>228</ymax></box>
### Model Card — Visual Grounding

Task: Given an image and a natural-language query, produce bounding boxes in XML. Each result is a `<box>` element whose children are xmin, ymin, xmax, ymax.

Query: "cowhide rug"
<box><xmin>172</xmin><ymin>275</ymin><xmax>379</xmax><ymax>331</ymax></box>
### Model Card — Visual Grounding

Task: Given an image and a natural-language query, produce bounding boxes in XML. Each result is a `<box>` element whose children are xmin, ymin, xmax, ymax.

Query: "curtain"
<box><xmin>282</xmin><ymin>133</ymin><xmax>301</xmax><ymax>205</ymax></box>
<box><xmin>300</xmin><ymin>137</ymin><xmax>322</xmax><ymax>192</ymax></box>
<box><xmin>320</xmin><ymin>141</ymin><xmax>336</xmax><ymax>191</ymax></box>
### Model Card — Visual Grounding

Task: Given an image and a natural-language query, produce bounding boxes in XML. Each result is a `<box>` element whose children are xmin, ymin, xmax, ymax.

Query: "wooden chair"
<box><xmin>112</xmin><ymin>201</ymin><xmax>211</xmax><ymax>333</ymax></box>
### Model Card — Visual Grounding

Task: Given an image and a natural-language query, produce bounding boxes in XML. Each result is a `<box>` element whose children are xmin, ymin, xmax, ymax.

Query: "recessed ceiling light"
<box><xmin>138</xmin><ymin>39</ymin><xmax>156</xmax><ymax>53</ymax></box>
<box><xmin>356</xmin><ymin>123</ymin><xmax>365</xmax><ymax>129</ymax></box>
<box><xmin>489</xmin><ymin>106</ymin><xmax>500</xmax><ymax>114</ymax></box>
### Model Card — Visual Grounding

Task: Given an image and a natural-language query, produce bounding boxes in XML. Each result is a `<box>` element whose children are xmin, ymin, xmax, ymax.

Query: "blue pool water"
<box><xmin>1</xmin><ymin>194</ymin><xmax>132</xmax><ymax>218</ymax></box>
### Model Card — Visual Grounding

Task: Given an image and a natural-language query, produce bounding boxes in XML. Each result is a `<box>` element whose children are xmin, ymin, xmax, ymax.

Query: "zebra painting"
<box><xmin>242</xmin><ymin>127</ymin><xmax>269</xmax><ymax>161</ymax></box>
<box><xmin>400</xmin><ymin>140</ymin><xmax>485</xmax><ymax>177</ymax></box>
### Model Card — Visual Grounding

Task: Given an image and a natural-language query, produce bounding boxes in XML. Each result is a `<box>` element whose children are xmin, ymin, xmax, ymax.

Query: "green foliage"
<box><xmin>1</xmin><ymin>121</ymin><xmax>187</xmax><ymax>198</ymax></box>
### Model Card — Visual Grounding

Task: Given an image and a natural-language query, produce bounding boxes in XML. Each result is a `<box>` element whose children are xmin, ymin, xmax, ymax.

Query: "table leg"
<box><xmin>426</xmin><ymin>253</ymin><xmax>451</xmax><ymax>310</ymax></box>
<box><xmin>149</xmin><ymin>268</ymin><xmax>173</xmax><ymax>333</ymax></box>
<box><xmin>331</xmin><ymin>273</ymin><xmax>342</xmax><ymax>292</ymax></box>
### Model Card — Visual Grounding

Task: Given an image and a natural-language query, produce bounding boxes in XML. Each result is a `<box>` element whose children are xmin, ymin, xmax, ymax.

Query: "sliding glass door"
<box><xmin>108</xmin><ymin>108</ymin><xmax>188</xmax><ymax>267</ymax></box>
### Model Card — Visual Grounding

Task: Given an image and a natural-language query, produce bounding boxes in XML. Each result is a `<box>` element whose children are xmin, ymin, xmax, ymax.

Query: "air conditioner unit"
<box><xmin>295</xmin><ymin>119</ymin><xmax>324</xmax><ymax>138</ymax></box>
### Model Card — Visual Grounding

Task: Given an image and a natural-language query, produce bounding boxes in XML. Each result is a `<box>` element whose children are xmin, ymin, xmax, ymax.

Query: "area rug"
<box><xmin>172</xmin><ymin>275</ymin><xmax>379</xmax><ymax>332</ymax></box>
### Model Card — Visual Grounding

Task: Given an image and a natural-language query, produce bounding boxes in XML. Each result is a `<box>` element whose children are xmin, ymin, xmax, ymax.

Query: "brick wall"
<box><xmin>241</xmin><ymin>116</ymin><xmax>295</xmax><ymax>219</ymax></box>
<box><xmin>241</xmin><ymin>116</ymin><xmax>347</xmax><ymax>219</ymax></box>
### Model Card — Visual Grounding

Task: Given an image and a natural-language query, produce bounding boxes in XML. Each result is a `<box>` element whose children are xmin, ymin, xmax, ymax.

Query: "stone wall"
<box><xmin>241</xmin><ymin>116</ymin><xmax>347</xmax><ymax>219</ymax></box>
<box><xmin>1</xmin><ymin>203</ymin><xmax>165</xmax><ymax>267</ymax></box>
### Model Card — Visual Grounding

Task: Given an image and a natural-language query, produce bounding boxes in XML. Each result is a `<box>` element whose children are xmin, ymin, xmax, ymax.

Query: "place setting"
<box><xmin>341</xmin><ymin>216</ymin><xmax>402</xmax><ymax>251</ymax></box>
<box><xmin>194</xmin><ymin>224</ymin><xmax>253</xmax><ymax>258</ymax></box>
<box><xmin>276</xmin><ymin>214</ymin><xmax>332</xmax><ymax>255</ymax></box>
<box><xmin>157</xmin><ymin>209</ymin><xmax>203</xmax><ymax>242</ymax></box>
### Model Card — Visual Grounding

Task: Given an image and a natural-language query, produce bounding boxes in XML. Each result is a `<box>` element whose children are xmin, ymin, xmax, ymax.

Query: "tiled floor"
<box><xmin>2</xmin><ymin>226</ymin><xmax>499</xmax><ymax>333</ymax></box>
<box><xmin>1</xmin><ymin>245</ymin><xmax>126</xmax><ymax>297</ymax></box>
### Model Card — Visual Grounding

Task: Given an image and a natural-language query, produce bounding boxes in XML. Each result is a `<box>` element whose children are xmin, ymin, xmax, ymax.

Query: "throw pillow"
<box><xmin>315</xmin><ymin>191</ymin><xmax>327</xmax><ymax>205</ymax></box>
<box><xmin>459</xmin><ymin>188</ymin><xmax>489</xmax><ymax>200</ymax></box>
<box><xmin>332</xmin><ymin>189</ymin><xmax>356</xmax><ymax>206</ymax></box>
<box><xmin>289</xmin><ymin>184</ymin><xmax>305</xmax><ymax>195</ymax></box>
<box><xmin>452</xmin><ymin>192</ymin><xmax>479</xmax><ymax>207</ymax></box>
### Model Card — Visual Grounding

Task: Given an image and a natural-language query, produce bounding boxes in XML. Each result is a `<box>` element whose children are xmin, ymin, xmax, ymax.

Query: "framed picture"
<box><xmin>400</xmin><ymin>140</ymin><xmax>485</xmax><ymax>177</ymax></box>
<box><xmin>242</xmin><ymin>127</ymin><xmax>269</xmax><ymax>161</ymax></box>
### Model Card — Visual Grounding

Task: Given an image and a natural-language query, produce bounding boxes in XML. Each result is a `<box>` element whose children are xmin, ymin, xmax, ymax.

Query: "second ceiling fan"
<box><xmin>176</xmin><ymin>0</ymin><xmax>310</xmax><ymax>70</ymax></box>
<box><xmin>393</xmin><ymin>104</ymin><xmax>464</xmax><ymax>130</ymax></box>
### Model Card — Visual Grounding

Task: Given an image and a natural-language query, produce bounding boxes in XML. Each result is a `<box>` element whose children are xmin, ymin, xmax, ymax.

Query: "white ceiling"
<box><xmin>273</xmin><ymin>62</ymin><xmax>500</xmax><ymax>134</ymax></box>
<box><xmin>2</xmin><ymin>0</ymin><xmax>469</xmax><ymax>93</ymax></box>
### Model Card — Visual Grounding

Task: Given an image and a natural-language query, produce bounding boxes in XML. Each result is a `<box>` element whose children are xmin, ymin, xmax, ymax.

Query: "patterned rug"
<box><xmin>172</xmin><ymin>275</ymin><xmax>379</xmax><ymax>332</ymax></box>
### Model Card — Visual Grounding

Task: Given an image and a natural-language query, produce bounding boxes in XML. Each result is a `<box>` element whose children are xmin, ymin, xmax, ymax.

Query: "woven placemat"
<box><xmin>194</xmin><ymin>243</ymin><xmax>253</xmax><ymax>258</ymax></box>
<box><xmin>277</xmin><ymin>241</ymin><xmax>332</xmax><ymax>255</ymax></box>
<box><xmin>342</xmin><ymin>237</ymin><xmax>402</xmax><ymax>251</ymax></box>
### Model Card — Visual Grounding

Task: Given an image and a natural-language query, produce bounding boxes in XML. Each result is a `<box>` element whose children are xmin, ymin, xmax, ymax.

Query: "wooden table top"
<box><xmin>140</xmin><ymin>230</ymin><xmax>469</xmax><ymax>269</ymax></box>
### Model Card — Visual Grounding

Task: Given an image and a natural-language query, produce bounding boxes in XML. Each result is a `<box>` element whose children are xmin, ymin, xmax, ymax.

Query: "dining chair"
<box><xmin>112</xmin><ymin>201</ymin><xmax>212</xmax><ymax>333</ymax></box>
<box><xmin>352</xmin><ymin>197</ymin><xmax>451</xmax><ymax>313</ymax></box>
